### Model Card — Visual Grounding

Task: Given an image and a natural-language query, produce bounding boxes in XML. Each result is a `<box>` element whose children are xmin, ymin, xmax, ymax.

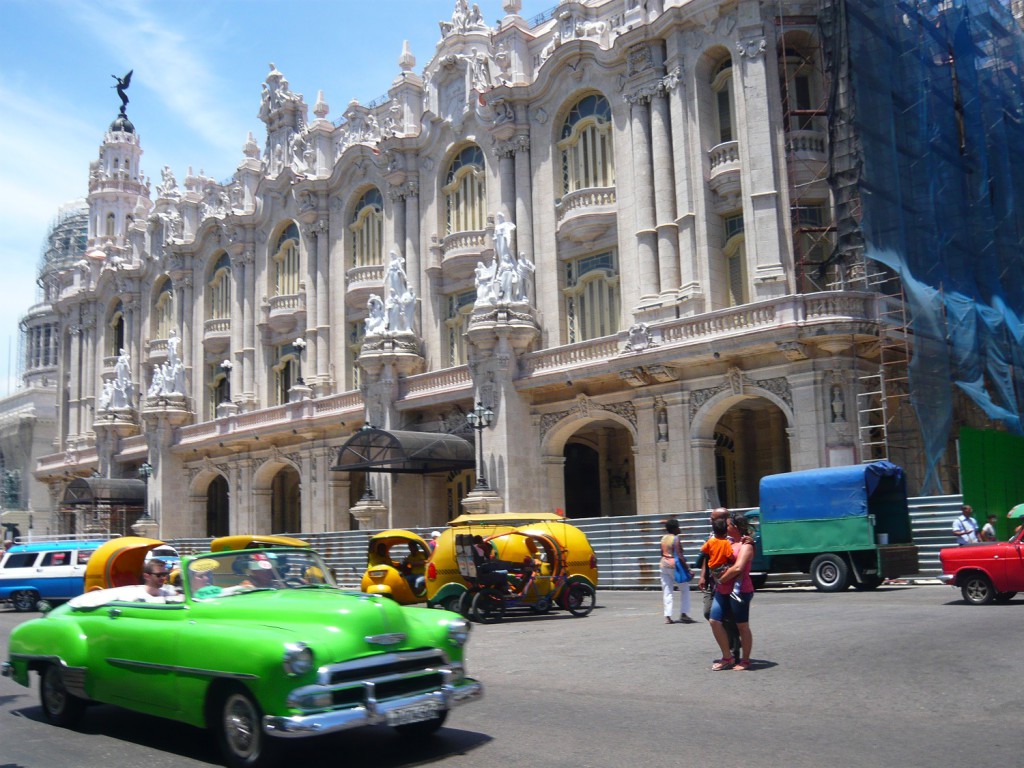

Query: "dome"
<box><xmin>109</xmin><ymin>111</ymin><xmax>135</xmax><ymax>134</ymax></box>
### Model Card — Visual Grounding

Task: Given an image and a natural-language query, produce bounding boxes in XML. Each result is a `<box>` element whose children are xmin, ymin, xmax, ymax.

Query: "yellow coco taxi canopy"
<box><xmin>448</xmin><ymin>512</ymin><xmax>565</xmax><ymax>527</ymax></box>
<box><xmin>84</xmin><ymin>536</ymin><xmax>165</xmax><ymax>591</ymax></box>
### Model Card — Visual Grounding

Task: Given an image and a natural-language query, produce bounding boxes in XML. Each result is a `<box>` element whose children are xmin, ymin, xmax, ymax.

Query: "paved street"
<box><xmin>1</xmin><ymin>585</ymin><xmax>1020</xmax><ymax>768</ymax></box>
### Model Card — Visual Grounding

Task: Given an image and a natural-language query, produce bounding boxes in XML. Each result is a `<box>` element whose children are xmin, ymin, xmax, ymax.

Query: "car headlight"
<box><xmin>282</xmin><ymin>642</ymin><xmax>314</xmax><ymax>676</ymax></box>
<box><xmin>446</xmin><ymin>618</ymin><xmax>471</xmax><ymax>647</ymax></box>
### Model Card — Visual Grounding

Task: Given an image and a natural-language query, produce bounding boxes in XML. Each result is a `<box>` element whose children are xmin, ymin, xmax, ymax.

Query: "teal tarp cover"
<box><xmin>759</xmin><ymin>461</ymin><xmax>906</xmax><ymax>522</ymax></box>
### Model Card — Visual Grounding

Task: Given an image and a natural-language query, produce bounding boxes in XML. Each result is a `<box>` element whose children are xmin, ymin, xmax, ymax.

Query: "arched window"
<box><xmin>350</xmin><ymin>188</ymin><xmax>384</xmax><ymax>268</ymax></box>
<box><xmin>712</xmin><ymin>59</ymin><xmax>735</xmax><ymax>144</ymax></box>
<box><xmin>272</xmin><ymin>223</ymin><xmax>301</xmax><ymax>297</ymax></box>
<box><xmin>559</xmin><ymin>94</ymin><xmax>615</xmax><ymax>195</ymax></box>
<box><xmin>105</xmin><ymin>212</ymin><xmax>116</xmax><ymax>238</ymax></box>
<box><xmin>722</xmin><ymin>213</ymin><xmax>747</xmax><ymax>307</ymax></box>
<box><xmin>444</xmin><ymin>290</ymin><xmax>476</xmax><ymax>367</ymax></box>
<box><xmin>207</xmin><ymin>253</ymin><xmax>232</xmax><ymax>320</ymax></box>
<box><xmin>443</xmin><ymin>146</ymin><xmax>486</xmax><ymax>235</ymax></box>
<box><xmin>107</xmin><ymin>302</ymin><xmax>125</xmax><ymax>356</ymax></box>
<box><xmin>153</xmin><ymin>278</ymin><xmax>175</xmax><ymax>339</ymax></box>
<box><xmin>564</xmin><ymin>251</ymin><xmax>620</xmax><ymax>343</ymax></box>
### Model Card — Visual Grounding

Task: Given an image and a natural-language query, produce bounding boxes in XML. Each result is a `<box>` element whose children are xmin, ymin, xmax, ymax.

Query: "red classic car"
<box><xmin>939</xmin><ymin>525</ymin><xmax>1024</xmax><ymax>604</ymax></box>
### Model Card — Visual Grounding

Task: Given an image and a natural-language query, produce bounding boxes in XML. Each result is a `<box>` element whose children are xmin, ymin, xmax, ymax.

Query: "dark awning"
<box><xmin>62</xmin><ymin>477</ymin><xmax>148</xmax><ymax>506</ymax></box>
<box><xmin>331</xmin><ymin>427</ymin><xmax>475</xmax><ymax>475</ymax></box>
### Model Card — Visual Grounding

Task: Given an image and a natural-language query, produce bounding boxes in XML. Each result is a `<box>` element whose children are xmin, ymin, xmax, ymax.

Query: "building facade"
<box><xmin>31</xmin><ymin>0</ymin><xmax>1022</xmax><ymax>539</ymax></box>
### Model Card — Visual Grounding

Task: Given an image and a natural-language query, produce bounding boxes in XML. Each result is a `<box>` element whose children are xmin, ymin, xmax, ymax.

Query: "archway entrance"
<box><xmin>713</xmin><ymin>400</ymin><xmax>790</xmax><ymax>508</ymax></box>
<box><xmin>206</xmin><ymin>475</ymin><xmax>229</xmax><ymax>537</ymax></box>
<box><xmin>561</xmin><ymin>420</ymin><xmax>635</xmax><ymax>518</ymax></box>
<box><xmin>270</xmin><ymin>466</ymin><xmax>301</xmax><ymax>533</ymax></box>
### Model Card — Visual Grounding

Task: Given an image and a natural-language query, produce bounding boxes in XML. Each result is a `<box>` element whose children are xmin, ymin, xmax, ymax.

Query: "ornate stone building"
<box><xmin>31</xmin><ymin>0</ymin><xmax>1022</xmax><ymax>538</ymax></box>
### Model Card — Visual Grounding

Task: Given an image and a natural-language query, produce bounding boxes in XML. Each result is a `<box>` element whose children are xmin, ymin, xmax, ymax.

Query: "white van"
<box><xmin>0</xmin><ymin>538</ymin><xmax>112</xmax><ymax>611</ymax></box>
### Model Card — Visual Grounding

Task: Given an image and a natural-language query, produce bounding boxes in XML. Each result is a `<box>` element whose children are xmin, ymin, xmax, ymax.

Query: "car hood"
<box><xmin>188</xmin><ymin>588</ymin><xmax>445</xmax><ymax>649</ymax></box>
<box><xmin>940</xmin><ymin>541</ymin><xmax>1018</xmax><ymax>563</ymax></box>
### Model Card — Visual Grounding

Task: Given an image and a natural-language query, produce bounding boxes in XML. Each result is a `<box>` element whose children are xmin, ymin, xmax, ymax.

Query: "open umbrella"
<box><xmin>1006</xmin><ymin>503</ymin><xmax>1024</xmax><ymax>519</ymax></box>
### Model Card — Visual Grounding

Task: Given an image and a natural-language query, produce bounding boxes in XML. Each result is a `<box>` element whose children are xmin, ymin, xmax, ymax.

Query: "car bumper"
<box><xmin>263</xmin><ymin>679</ymin><xmax>483</xmax><ymax>737</ymax></box>
<box><xmin>938</xmin><ymin>574</ymin><xmax>954</xmax><ymax>585</ymax></box>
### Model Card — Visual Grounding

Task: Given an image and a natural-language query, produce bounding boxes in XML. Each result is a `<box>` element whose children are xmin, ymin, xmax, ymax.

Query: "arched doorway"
<box><xmin>564</xmin><ymin>442</ymin><xmax>601</xmax><ymax>519</ymax></box>
<box><xmin>270</xmin><ymin>466</ymin><xmax>301</xmax><ymax>533</ymax></box>
<box><xmin>206</xmin><ymin>475</ymin><xmax>229</xmax><ymax>537</ymax></box>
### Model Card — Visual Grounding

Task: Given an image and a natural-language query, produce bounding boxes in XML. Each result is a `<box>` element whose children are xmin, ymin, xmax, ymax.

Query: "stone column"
<box><xmin>242</xmin><ymin>248</ymin><xmax>256</xmax><ymax>402</ymax></box>
<box><xmin>498</xmin><ymin>147</ymin><xmax>515</xmax><ymax>221</ymax></box>
<box><xmin>627</xmin><ymin>94</ymin><xmax>659</xmax><ymax>299</ymax></box>
<box><xmin>513</xmin><ymin>134</ymin><xmax>534</xmax><ymax>264</ymax></box>
<box><xmin>229</xmin><ymin>253</ymin><xmax>244</xmax><ymax>396</ymax></box>
<box><xmin>403</xmin><ymin>181</ymin><xmax>421</xmax><ymax>298</ymax></box>
<box><xmin>690</xmin><ymin>436</ymin><xmax>720</xmax><ymax>509</ymax></box>
<box><xmin>650</xmin><ymin>87</ymin><xmax>680</xmax><ymax>295</ymax></box>
<box><xmin>315</xmin><ymin>219</ymin><xmax>330</xmax><ymax>386</ymax></box>
<box><xmin>67</xmin><ymin>324</ymin><xmax>82</xmax><ymax>441</ymax></box>
<box><xmin>301</xmin><ymin>222</ymin><xmax>319</xmax><ymax>384</ymax></box>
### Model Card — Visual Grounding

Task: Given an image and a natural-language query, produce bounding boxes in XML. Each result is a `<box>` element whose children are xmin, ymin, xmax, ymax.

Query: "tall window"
<box><xmin>272</xmin><ymin>223</ymin><xmax>301</xmax><ymax>297</ymax></box>
<box><xmin>350</xmin><ymin>188</ymin><xmax>384</xmax><ymax>268</ymax></box>
<box><xmin>153</xmin><ymin>279</ymin><xmax>175</xmax><ymax>339</ymax></box>
<box><xmin>208</xmin><ymin>362</ymin><xmax>230</xmax><ymax>418</ymax></box>
<box><xmin>107</xmin><ymin>303</ymin><xmax>125</xmax><ymax>356</ymax></box>
<box><xmin>444</xmin><ymin>291</ymin><xmax>475</xmax><ymax>367</ymax></box>
<box><xmin>348</xmin><ymin>321</ymin><xmax>364</xmax><ymax>391</ymax></box>
<box><xmin>712</xmin><ymin>59</ymin><xmax>735</xmax><ymax>144</ymax></box>
<box><xmin>207</xmin><ymin>253</ymin><xmax>232</xmax><ymax>320</ymax></box>
<box><xmin>272</xmin><ymin>344</ymin><xmax>300</xmax><ymax>405</ymax></box>
<box><xmin>564</xmin><ymin>252</ymin><xmax>620</xmax><ymax>343</ymax></box>
<box><xmin>781</xmin><ymin>48</ymin><xmax>816</xmax><ymax>132</ymax></box>
<box><xmin>105</xmin><ymin>212</ymin><xmax>116</xmax><ymax>238</ymax></box>
<box><xmin>559</xmin><ymin>94</ymin><xmax>615</xmax><ymax>195</ymax></box>
<box><xmin>723</xmin><ymin>214</ymin><xmax>747</xmax><ymax>307</ymax></box>
<box><xmin>443</xmin><ymin>146</ymin><xmax>486</xmax><ymax>235</ymax></box>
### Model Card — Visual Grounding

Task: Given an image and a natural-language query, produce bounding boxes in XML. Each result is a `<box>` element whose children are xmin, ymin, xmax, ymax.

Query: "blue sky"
<box><xmin>0</xmin><ymin>0</ymin><xmax>551</xmax><ymax>395</ymax></box>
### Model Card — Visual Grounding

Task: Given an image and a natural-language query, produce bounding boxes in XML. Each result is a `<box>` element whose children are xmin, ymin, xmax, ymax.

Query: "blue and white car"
<box><xmin>0</xmin><ymin>539</ymin><xmax>109</xmax><ymax>611</ymax></box>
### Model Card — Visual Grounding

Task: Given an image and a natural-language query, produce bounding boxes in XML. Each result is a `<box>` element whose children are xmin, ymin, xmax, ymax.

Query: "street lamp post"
<box><xmin>219</xmin><ymin>359</ymin><xmax>234</xmax><ymax>402</ymax></box>
<box><xmin>466</xmin><ymin>401</ymin><xmax>494</xmax><ymax>491</ymax></box>
<box><xmin>292</xmin><ymin>338</ymin><xmax>307</xmax><ymax>385</ymax></box>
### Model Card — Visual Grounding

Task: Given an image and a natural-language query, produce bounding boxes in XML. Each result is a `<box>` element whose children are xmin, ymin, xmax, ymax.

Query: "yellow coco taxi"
<box><xmin>360</xmin><ymin>530</ymin><xmax>432</xmax><ymax>604</ymax></box>
<box><xmin>426</xmin><ymin>513</ymin><xmax>599</xmax><ymax>613</ymax></box>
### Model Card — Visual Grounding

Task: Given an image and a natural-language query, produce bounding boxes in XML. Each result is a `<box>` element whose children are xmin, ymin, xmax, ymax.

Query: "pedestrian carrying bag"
<box><xmin>674</xmin><ymin>556</ymin><xmax>692</xmax><ymax>583</ymax></box>
<box><xmin>673</xmin><ymin>534</ymin><xmax>692</xmax><ymax>583</ymax></box>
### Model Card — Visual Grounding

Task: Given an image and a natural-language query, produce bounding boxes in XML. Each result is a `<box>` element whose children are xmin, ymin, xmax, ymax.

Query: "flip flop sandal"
<box><xmin>711</xmin><ymin>657</ymin><xmax>735</xmax><ymax>671</ymax></box>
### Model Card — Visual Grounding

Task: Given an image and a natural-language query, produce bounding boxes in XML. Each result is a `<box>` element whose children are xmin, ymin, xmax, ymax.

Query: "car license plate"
<box><xmin>385</xmin><ymin>700</ymin><xmax>440</xmax><ymax>726</ymax></box>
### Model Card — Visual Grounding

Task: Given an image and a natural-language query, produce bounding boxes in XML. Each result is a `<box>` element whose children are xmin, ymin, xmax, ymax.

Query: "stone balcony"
<box><xmin>708</xmin><ymin>141</ymin><xmax>741</xmax><ymax>199</ymax></box>
<box><xmin>345</xmin><ymin>263</ymin><xmax>386</xmax><ymax>311</ymax></box>
<box><xmin>202</xmin><ymin>317</ymin><xmax>231</xmax><ymax>353</ymax></box>
<box><xmin>555</xmin><ymin>186</ymin><xmax>617</xmax><ymax>243</ymax></box>
<box><xmin>439</xmin><ymin>229</ymin><xmax>488</xmax><ymax>281</ymax></box>
<box><xmin>264</xmin><ymin>292</ymin><xmax>306</xmax><ymax>334</ymax></box>
<box><xmin>784</xmin><ymin>129</ymin><xmax>828</xmax><ymax>188</ymax></box>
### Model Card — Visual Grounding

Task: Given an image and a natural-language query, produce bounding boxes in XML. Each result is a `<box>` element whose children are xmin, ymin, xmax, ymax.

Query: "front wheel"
<box><xmin>12</xmin><ymin>589</ymin><xmax>39</xmax><ymax>612</ymax></box>
<box><xmin>438</xmin><ymin>594</ymin><xmax>462</xmax><ymax>614</ymax></box>
<box><xmin>40</xmin><ymin>663</ymin><xmax>86</xmax><ymax>727</ymax></box>
<box><xmin>564</xmin><ymin>583</ymin><xmax>596</xmax><ymax>617</ymax></box>
<box><xmin>810</xmin><ymin>554</ymin><xmax>850</xmax><ymax>592</ymax></box>
<box><xmin>217</xmin><ymin>687</ymin><xmax>278</xmax><ymax>768</ymax></box>
<box><xmin>960</xmin><ymin>574</ymin><xmax>996</xmax><ymax>605</ymax></box>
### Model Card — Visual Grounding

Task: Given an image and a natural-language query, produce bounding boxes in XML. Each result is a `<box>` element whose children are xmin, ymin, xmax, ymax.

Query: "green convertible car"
<box><xmin>1</xmin><ymin>545</ymin><xmax>483</xmax><ymax>768</ymax></box>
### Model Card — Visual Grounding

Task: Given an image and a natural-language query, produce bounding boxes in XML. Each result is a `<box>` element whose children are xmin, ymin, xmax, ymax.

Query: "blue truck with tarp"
<box><xmin>747</xmin><ymin>462</ymin><xmax>920</xmax><ymax>592</ymax></box>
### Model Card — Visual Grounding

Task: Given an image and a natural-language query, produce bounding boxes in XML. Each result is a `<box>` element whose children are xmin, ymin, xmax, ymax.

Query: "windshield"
<box><xmin>185</xmin><ymin>548</ymin><xmax>337</xmax><ymax>599</ymax></box>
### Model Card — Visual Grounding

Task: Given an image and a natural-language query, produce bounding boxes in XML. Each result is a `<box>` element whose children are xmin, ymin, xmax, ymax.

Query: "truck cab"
<box><xmin>749</xmin><ymin>462</ymin><xmax>920</xmax><ymax>591</ymax></box>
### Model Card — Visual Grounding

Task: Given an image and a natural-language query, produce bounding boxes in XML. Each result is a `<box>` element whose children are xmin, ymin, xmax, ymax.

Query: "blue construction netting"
<box><xmin>833</xmin><ymin>0</ymin><xmax>1024</xmax><ymax>492</ymax></box>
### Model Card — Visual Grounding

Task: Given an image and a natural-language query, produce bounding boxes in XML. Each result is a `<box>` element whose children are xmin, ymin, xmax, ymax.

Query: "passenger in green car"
<box><xmin>140</xmin><ymin>559</ymin><xmax>181</xmax><ymax>602</ymax></box>
<box><xmin>236</xmin><ymin>553</ymin><xmax>284</xmax><ymax>590</ymax></box>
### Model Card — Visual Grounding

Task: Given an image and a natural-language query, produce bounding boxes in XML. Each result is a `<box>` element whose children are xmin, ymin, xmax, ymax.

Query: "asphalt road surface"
<box><xmin>1</xmin><ymin>585</ymin><xmax>1019</xmax><ymax>768</ymax></box>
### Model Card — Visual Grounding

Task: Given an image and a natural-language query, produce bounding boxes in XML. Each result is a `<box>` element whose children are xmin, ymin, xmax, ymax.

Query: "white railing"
<box><xmin>555</xmin><ymin>186</ymin><xmax>617</xmax><ymax>222</ymax></box>
<box><xmin>402</xmin><ymin>367</ymin><xmax>473</xmax><ymax>399</ymax></box>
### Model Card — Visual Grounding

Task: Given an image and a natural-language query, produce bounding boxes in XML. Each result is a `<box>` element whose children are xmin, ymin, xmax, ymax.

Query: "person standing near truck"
<box><xmin>953</xmin><ymin>505</ymin><xmax>980</xmax><ymax>545</ymax></box>
<box><xmin>698</xmin><ymin>507</ymin><xmax>741</xmax><ymax>661</ymax></box>
<box><xmin>709</xmin><ymin>513</ymin><xmax>756</xmax><ymax>671</ymax></box>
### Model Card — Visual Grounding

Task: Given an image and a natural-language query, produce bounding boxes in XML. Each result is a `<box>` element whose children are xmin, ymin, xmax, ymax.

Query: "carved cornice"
<box><xmin>539</xmin><ymin>397</ymin><xmax>637</xmax><ymax>441</ymax></box>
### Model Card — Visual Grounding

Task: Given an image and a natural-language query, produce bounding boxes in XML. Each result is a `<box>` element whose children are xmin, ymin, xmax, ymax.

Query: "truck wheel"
<box><xmin>12</xmin><ymin>589</ymin><xmax>40</xmax><ymax>612</ymax></box>
<box><xmin>40</xmin><ymin>663</ymin><xmax>86</xmax><ymax>727</ymax></box>
<box><xmin>960</xmin><ymin>574</ymin><xmax>995</xmax><ymax>605</ymax></box>
<box><xmin>810</xmin><ymin>554</ymin><xmax>850</xmax><ymax>592</ymax></box>
<box><xmin>852</xmin><ymin>575</ymin><xmax>883</xmax><ymax>591</ymax></box>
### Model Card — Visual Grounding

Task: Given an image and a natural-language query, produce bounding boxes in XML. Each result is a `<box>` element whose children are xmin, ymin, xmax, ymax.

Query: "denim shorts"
<box><xmin>710</xmin><ymin>590</ymin><xmax>753</xmax><ymax>623</ymax></box>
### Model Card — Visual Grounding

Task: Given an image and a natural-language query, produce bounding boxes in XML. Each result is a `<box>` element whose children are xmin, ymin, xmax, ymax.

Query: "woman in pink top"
<box><xmin>709</xmin><ymin>513</ymin><xmax>756</xmax><ymax>670</ymax></box>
